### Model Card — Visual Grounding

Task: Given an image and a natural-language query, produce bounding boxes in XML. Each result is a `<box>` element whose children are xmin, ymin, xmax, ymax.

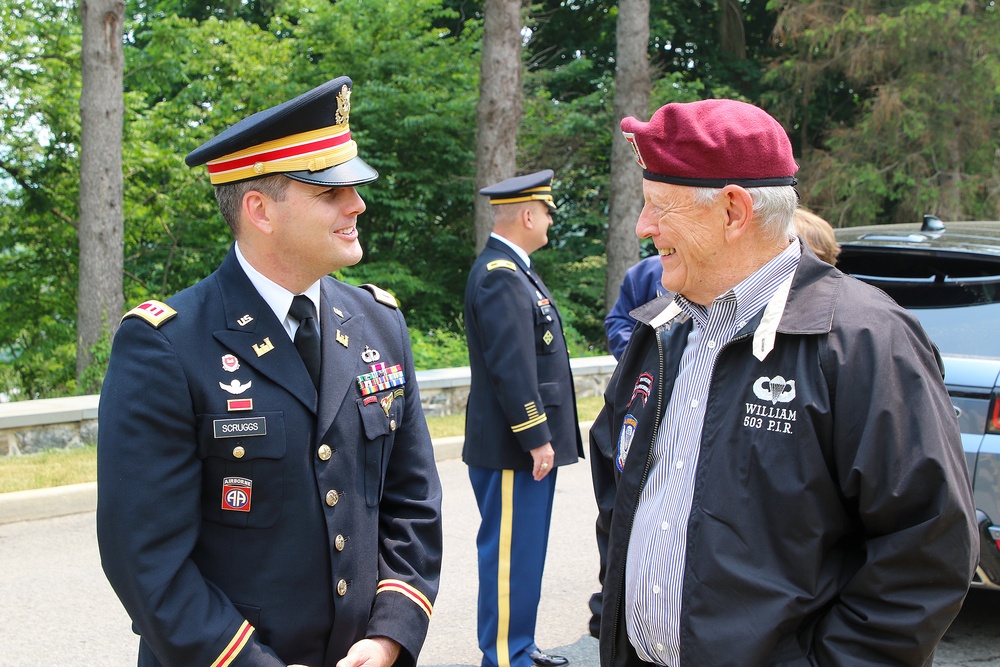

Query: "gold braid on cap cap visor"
<box><xmin>488</xmin><ymin>185</ymin><xmax>553</xmax><ymax>206</ymax></box>
<box><xmin>205</xmin><ymin>125</ymin><xmax>356</xmax><ymax>185</ymax></box>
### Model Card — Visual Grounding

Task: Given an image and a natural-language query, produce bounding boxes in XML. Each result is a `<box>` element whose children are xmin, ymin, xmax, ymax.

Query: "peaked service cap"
<box><xmin>479</xmin><ymin>169</ymin><xmax>557</xmax><ymax>210</ymax></box>
<box><xmin>184</xmin><ymin>76</ymin><xmax>378</xmax><ymax>187</ymax></box>
<box><xmin>620</xmin><ymin>99</ymin><xmax>797</xmax><ymax>188</ymax></box>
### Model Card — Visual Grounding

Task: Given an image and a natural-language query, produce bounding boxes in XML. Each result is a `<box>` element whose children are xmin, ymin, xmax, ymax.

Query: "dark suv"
<box><xmin>834</xmin><ymin>218</ymin><xmax>1000</xmax><ymax>590</ymax></box>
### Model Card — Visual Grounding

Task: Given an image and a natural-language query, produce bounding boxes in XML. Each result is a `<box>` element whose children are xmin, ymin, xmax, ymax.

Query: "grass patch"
<box><xmin>0</xmin><ymin>444</ymin><xmax>98</xmax><ymax>494</ymax></box>
<box><xmin>0</xmin><ymin>396</ymin><xmax>607</xmax><ymax>493</ymax></box>
<box><xmin>428</xmin><ymin>395</ymin><xmax>604</xmax><ymax>439</ymax></box>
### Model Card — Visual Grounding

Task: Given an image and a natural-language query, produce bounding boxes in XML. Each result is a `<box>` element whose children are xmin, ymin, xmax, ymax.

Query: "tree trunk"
<box><xmin>605</xmin><ymin>0</ymin><xmax>651</xmax><ymax>310</ymax></box>
<box><xmin>474</xmin><ymin>0</ymin><xmax>523</xmax><ymax>252</ymax></box>
<box><xmin>936</xmin><ymin>48</ymin><xmax>963</xmax><ymax>221</ymax></box>
<box><xmin>78</xmin><ymin>0</ymin><xmax>125</xmax><ymax>389</ymax></box>
<box><xmin>719</xmin><ymin>0</ymin><xmax>747</xmax><ymax>60</ymax></box>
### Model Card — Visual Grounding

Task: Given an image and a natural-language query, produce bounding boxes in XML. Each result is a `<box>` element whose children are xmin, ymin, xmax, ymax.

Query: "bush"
<box><xmin>409</xmin><ymin>327</ymin><xmax>469</xmax><ymax>370</ymax></box>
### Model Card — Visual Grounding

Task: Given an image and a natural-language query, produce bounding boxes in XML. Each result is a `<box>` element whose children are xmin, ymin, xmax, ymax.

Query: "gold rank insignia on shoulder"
<box><xmin>122</xmin><ymin>300</ymin><xmax>177</xmax><ymax>328</ymax></box>
<box><xmin>361</xmin><ymin>283</ymin><xmax>398</xmax><ymax>309</ymax></box>
<box><xmin>487</xmin><ymin>260</ymin><xmax>517</xmax><ymax>272</ymax></box>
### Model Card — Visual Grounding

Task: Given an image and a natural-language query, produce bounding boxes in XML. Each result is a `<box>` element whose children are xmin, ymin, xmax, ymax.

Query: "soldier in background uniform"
<box><xmin>96</xmin><ymin>76</ymin><xmax>443</xmax><ymax>667</ymax></box>
<box><xmin>462</xmin><ymin>170</ymin><xmax>584</xmax><ymax>667</ymax></box>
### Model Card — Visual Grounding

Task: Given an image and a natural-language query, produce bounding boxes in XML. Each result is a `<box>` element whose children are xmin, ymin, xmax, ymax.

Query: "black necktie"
<box><xmin>289</xmin><ymin>295</ymin><xmax>321</xmax><ymax>389</ymax></box>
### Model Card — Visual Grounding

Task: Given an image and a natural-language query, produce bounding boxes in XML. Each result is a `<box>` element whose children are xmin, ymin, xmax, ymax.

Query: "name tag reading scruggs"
<box><xmin>214</xmin><ymin>417</ymin><xmax>266</xmax><ymax>438</ymax></box>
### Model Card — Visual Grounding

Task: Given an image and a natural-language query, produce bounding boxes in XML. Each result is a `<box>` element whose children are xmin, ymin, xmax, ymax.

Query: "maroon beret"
<box><xmin>621</xmin><ymin>99</ymin><xmax>798</xmax><ymax>188</ymax></box>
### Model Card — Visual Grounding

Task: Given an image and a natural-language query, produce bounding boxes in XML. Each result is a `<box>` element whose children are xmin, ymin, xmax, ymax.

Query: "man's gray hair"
<box><xmin>692</xmin><ymin>185</ymin><xmax>797</xmax><ymax>243</ymax></box>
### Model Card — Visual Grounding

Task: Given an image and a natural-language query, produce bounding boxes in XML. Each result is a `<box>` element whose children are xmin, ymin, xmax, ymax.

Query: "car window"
<box><xmin>907</xmin><ymin>302</ymin><xmax>1000</xmax><ymax>358</ymax></box>
<box><xmin>837</xmin><ymin>247</ymin><xmax>1000</xmax><ymax>358</ymax></box>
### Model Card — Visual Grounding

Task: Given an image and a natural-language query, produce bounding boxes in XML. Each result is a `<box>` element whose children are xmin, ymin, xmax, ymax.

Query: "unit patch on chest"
<box><xmin>222</xmin><ymin>477</ymin><xmax>252</xmax><ymax>512</ymax></box>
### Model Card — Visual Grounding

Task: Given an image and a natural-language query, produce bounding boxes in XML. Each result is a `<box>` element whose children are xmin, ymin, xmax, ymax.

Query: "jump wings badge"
<box><xmin>752</xmin><ymin>375</ymin><xmax>796</xmax><ymax>404</ymax></box>
<box><xmin>219</xmin><ymin>379</ymin><xmax>252</xmax><ymax>395</ymax></box>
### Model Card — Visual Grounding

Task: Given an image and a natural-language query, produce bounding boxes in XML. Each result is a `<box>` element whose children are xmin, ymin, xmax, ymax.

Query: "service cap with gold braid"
<box><xmin>479</xmin><ymin>169</ymin><xmax>557</xmax><ymax>211</ymax></box>
<box><xmin>184</xmin><ymin>76</ymin><xmax>378</xmax><ymax>187</ymax></box>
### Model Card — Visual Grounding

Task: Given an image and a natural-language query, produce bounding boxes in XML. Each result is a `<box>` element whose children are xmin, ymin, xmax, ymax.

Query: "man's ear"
<box><xmin>720</xmin><ymin>184</ymin><xmax>754</xmax><ymax>242</ymax></box>
<box><xmin>520</xmin><ymin>204</ymin><xmax>535</xmax><ymax>230</ymax></box>
<box><xmin>242</xmin><ymin>190</ymin><xmax>273</xmax><ymax>235</ymax></box>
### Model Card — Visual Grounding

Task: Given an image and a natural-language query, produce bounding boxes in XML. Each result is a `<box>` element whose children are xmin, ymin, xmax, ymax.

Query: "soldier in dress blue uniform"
<box><xmin>96</xmin><ymin>76</ymin><xmax>443</xmax><ymax>667</ymax></box>
<box><xmin>462</xmin><ymin>170</ymin><xmax>584</xmax><ymax>667</ymax></box>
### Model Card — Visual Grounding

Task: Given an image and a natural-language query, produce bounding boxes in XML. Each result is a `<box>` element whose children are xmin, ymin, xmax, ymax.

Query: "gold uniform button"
<box><xmin>389</xmin><ymin>419</ymin><xmax>397</xmax><ymax>431</ymax></box>
<box><xmin>335</xmin><ymin>534</ymin><xmax>346</xmax><ymax>551</ymax></box>
<box><xmin>318</xmin><ymin>444</ymin><xmax>332</xmax><ymax>461</ymax></box>
<box><xmin>325</xmin><ymin>490</ymin><xmax>340</xmax><ymax>507</ymax></box>
<box><xmin>232</xmin><ymin>446</ymin><xmax>245</xmax><ymax>459</ymax></box>
<box><xmin>337</xmin><ymin>579</ymin><xmax>348</xmax><ymax>596</ymax></box>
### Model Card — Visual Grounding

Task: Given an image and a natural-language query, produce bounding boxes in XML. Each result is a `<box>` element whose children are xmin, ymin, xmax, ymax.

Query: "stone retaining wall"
<box><xmin>0</xmin><ymin>356</ymin><xmax>617</xmax><ymax>456</ymax></box>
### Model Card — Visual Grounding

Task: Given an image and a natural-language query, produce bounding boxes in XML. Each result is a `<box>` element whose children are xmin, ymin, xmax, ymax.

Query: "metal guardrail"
<box><xmin>0</xmin><ymin>356</ymin><xmax>617</xmax><ymax>448</ymax></box>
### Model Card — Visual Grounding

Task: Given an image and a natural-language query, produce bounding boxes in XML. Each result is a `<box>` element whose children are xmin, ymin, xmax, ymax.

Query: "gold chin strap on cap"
<box><xmin>206</xmin><ymin>125</ymin><xmax>358</xmax><ymax>185</ymax></box>
<box><xmin>488</xmin><ymin>186</ymin><xmax>553</xmax><ymax>207</ymax></box>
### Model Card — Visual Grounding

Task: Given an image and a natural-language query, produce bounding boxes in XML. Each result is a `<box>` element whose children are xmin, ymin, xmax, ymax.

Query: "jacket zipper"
<box><xmin>608</xmin><ymin>325</ymin><xmax>754</xmax><ymax>666</ymax></box>
<box><xmin>611</xmin><ymin>324</ymin><xmax>666</xmax><ymax>666</ymax></box>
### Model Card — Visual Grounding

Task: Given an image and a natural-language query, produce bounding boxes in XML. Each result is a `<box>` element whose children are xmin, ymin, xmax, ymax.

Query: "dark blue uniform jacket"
<box><xmin>604</xmin><ymin>256</ymin><xmax>663</xmax><ymax>360</ymax></box>
<box><xmin>97</xmin><ymin>248</ymin><xmax>442</xmax><ymax>667</ymax></box>
<box><xmin>462</xmin><ymin>237</ymin><xmax>583</xmax><ymax>470</ymax></box>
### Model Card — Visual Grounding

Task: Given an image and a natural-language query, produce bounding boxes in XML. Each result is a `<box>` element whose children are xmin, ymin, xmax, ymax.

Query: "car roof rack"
<box><xmin>922</xmin><ymin>214</ymin><xmax>946</xmax><ymax>232</ymax></box>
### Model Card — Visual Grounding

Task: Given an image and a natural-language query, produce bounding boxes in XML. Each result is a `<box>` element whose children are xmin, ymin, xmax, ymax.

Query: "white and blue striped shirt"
<box><xmin>625</xmin><ymin>240</ymin><xmax>801</xmax><ymax>666</ymax></box>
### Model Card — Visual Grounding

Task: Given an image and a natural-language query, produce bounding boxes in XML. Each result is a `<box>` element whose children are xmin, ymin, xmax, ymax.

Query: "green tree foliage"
<box><xmin>1</xmin><ymin>0</ymin><xmax>483</xmax><ymax>396</ymax></box>
<box><xmin>4</xmin><ymin>0</ymin><xmax>1000</xmax><ymax>398</ymax></box>
<box><xmin>765</xmin><ymin>0</ymin><xmax>1000</xmax><ymax>225</ymax></box>
<box><xmin>289</xmin><ymin>0</ymin><xmax>481</xmax><ymax>330</ymax></box>
<box><xmin>525</xmin><ymin>0</ymin><xmax>780</xmax><ymax>100</ymax></box>
<box><xmin>1</xmin><ymin>0</ymin><xmax>84</xmax><ymax>398</ymax></box>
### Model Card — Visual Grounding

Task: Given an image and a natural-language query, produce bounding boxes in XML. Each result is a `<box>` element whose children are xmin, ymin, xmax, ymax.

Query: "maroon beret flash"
<box><xmin>621</xmin><ymin>99</ymin><xmax>798</xmax><ymax>188</ymax></box>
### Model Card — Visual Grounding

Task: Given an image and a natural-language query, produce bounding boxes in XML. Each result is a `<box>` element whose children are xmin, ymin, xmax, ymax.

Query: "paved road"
<box><xmin>0</xmin><ymin>457</ymin><xmax>601</xmax><ymax>666</ymax></box>
<box><xmin>1</xmin><ymin>456</ymin><xmax>998</xmax><ymax>666</ymax></box>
